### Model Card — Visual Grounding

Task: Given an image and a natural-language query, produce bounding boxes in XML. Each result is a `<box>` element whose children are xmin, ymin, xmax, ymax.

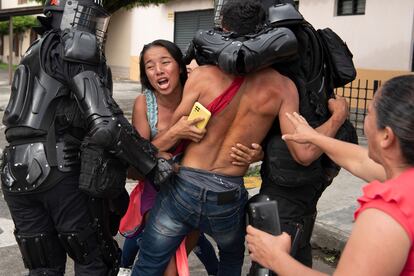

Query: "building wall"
<box><xmin>2</xmin><ymin>0</ymin><xmax>38</xmax><ymax>9</ymax></box>
<box><xmin>128</xmin><ymin>0</ymin><xmax>213</xmax><ymax>81</ymax></box>
<box><xmin>1</xmin><ymin>0</ymin><xmax>40</xmax><ymax>64</ymax></box>
<box><xmin>299</xmin><ymin>0</ymin><xmax>414</xmax><ymax>82</ymax></box>
<box><xmin>1</xmin><ymin>29</ymin><xmax>35</xmax><ymax>64</ymax></box>
<box><xmin>105</xmin><ymin>9</ymin><xmax>133</xmax><ymax>79</ymax></box>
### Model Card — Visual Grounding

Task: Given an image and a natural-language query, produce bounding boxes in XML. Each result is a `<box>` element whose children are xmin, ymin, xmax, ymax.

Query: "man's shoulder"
<box><xmin>192</xmin><ymin>65</ymin><xmax>222</xmax><ymax>76</ymax></box>
<box><xmin>248</xmin><ymin>68</ymin><xmax>297</xmax><ymax>98</ymax></box>
<box><xmin>188</xmin><ymin>65</ymin><xmax>224</xmax><ymax>85</ymax></box>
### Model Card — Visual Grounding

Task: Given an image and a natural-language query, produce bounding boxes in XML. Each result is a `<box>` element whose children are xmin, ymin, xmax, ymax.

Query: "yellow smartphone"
<box><xmin>187</xmin><ymin>102</ymin><xmax>211</xmax><ymax>130</ymax></box>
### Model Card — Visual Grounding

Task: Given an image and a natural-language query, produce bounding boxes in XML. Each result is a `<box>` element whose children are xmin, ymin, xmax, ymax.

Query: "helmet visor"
<box><xmin>61</xmin><ymin>0</ymin><xmax>110</xmax><ymax>46</ymax></box>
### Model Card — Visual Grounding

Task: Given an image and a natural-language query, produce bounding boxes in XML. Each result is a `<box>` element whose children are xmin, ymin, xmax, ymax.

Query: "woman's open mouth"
<box><xmin>157</xmin><ymin>78</ymin><xmax>169</xmax><ymax>89</ymax></box>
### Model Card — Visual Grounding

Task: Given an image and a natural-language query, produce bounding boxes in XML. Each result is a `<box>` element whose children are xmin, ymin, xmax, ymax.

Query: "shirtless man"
<box><xmin>132</xmin><ymin>1</ymin><xmax>348</xmax><ymax>275</ymax></box>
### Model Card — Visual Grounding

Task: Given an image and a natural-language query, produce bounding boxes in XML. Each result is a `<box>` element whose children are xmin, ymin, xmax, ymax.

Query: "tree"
<box><xmin>33</xmin><ymin>0</ymin><xmax>170</xmax><ymax>14</ymax></box>
<box><xmin>0</xmin><ymin>16</ymin><xmax>38</xmax><ymax>36</ymax></box>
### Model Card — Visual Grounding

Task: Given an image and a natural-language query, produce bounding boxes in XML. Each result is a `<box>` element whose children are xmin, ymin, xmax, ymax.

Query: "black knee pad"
<box><xmin>14</xmin><ymin>232</ymin><xmax>65</xmax><ymax>271</ymax></box>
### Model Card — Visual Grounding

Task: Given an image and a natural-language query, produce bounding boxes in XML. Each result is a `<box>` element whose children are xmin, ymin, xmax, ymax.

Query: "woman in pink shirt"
<box><xmin>246</xmin><ymin>75</ymin><xmax>414</xmax><ymax>276</ymax></box>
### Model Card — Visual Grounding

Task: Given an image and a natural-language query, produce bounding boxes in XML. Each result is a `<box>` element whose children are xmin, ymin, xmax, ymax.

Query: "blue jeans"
<box><xmin>132</xmin><ymin>169</ymin><xmax>248</xmax><ymax>276</ymax></box>
<box><xmin>121</xmin><ymin>233</ymin><xmax>141</xmax><ymax>268</ymax></box>
<box><xmin>194</xmin><ymin>233</ymin><xmax>219</xmax><ymax>275</ymax></box>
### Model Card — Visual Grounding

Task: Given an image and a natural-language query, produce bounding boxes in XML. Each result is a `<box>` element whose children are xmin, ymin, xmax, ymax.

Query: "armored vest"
<box><xmin>1</xmin><ymin>31</ymin><xmax>85</xmax><ymax>194</ymax></box>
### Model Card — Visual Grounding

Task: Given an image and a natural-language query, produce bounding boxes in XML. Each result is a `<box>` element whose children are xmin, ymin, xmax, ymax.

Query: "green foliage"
<box><xmin>0</xmin><ymin>62</ymin><xmax>18</xmax><ymax>71</ymax></box>
<box><xmin>245</xmin><ymin>164</ymin><xmax>261</xmax><ymax>177</ymax></box>
<box><xmin>33</xmin><ymin>0</ymin><xmax>170</xmax><ymax>13</ymax></box>
<box><xmin>0</xmin><ymin>16</ymin><xmax>38</xmax><ymax>35</ymax></box>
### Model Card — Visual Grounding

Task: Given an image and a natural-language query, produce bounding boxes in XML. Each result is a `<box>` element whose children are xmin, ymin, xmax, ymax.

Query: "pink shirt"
<box><xmin>355</xmin><ymin>168</ymin><xmax>414</xmax><ymax>275</ymax></box>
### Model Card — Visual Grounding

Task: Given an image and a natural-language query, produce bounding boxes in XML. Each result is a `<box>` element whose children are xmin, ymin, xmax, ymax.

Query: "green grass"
<box><xmin>245</xmin><ymin>164</ymin><xmax>261</xmax><ymax>177</ymax></box>
<box><xmin>0</xmin><ymin>62</ymin><xmax>18</xmax><ymax>71</ymax></box>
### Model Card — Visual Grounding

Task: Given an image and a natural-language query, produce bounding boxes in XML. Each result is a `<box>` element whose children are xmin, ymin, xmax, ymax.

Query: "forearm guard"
<box><xmin>189</xmin><ymin>27</ymin><xmax>298</xmax><ymax>75</ymax></box>
<box><xmin>71</xmin><ymin>71</ymin><xmax>158</xmax><ymax>178</ymax></box>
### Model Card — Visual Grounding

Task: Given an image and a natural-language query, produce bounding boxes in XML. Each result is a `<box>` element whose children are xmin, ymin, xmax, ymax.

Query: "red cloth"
<box><xmin>174</xmin><ymin>77</ymin><xmax>245</xmax><ymax>153</ymax></box>
<box><xmin>119</xmin><ymin>181</ymin><xmax>144</xmax><ymax>238</ymax></box>
<box><xmin>207</xmin><ymin>77</ymin><xmax>244</xmax><ymax>115</ymax></box>
<box><xmin>355</xmin><ymin>168</ymin><xmax>414</xmax><ymax>275</ymax></box>
<box><xmin>176</xmin><ymin>237</ymin><xmax>189</xmax><ymax>276</ymax></box>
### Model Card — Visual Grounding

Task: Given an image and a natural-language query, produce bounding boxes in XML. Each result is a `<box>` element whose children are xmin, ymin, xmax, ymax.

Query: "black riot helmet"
<box><xmin>41</xmin><ymin>0</ymin><xmax>66</xmax><ymax>30</ymax></box>
<box><xmin>60</xmin><ymin>0</ymin><xmax>110</xmax><ymax>47</ymax></box>
<box><xmin>214</xmin><ymin>0</ymin><xmax>297</xmax><ymax>27</ymax></box>
<box><xmin>41</xmin><ymin>0</ymin><xmax>110</xmax><ymax>43</ymax></box>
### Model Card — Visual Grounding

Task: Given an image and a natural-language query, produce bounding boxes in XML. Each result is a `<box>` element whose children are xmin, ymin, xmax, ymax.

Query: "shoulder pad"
<box><xmin>62</xmin><ymin>30</ymin><xmax>100</xmax><ymax>65</ymax></box>
<box><xmin>192</xmin><ymin>30</ymin><xmax>234</xmax><ymax>66</ymax></box>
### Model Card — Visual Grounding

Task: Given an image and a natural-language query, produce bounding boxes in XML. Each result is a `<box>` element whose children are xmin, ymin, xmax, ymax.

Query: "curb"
<box><xmin>311</xmin><ymin>221</ymin><xmax>349</xmax><ymax>252</ymax></box>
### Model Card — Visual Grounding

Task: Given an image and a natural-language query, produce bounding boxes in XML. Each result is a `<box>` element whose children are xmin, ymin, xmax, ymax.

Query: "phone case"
<box><xmin>187</xmin><ymin>102</ymin><xmax>211</xmax><ymax>129</ymax></box>
<box><xmin>247</xmin><ymin>200</ymin><xmax>281</xmax><ymax>236</ymax></box>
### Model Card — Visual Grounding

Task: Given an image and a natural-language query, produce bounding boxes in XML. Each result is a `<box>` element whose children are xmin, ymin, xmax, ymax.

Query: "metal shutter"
<box><xmin>174</xmin><ymin>9</ymin><xmax>214</xmax><ymax>54</ymax></box>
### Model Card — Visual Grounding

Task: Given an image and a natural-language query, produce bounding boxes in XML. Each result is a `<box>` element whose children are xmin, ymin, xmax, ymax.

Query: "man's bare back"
<box><xmin>172</xmin><ymin>65</ymin><xmax>300</xmax><ymax>176</ymax></box>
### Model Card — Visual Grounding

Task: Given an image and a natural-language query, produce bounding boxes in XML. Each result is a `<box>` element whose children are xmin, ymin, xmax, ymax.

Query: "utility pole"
<box><xmin>8</xmin><ymin>15</ymin><xmax>13</xmax><ymax>85</ymax></box>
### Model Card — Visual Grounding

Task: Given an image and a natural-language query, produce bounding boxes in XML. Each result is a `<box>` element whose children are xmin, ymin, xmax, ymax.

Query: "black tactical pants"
<box><xmin>261</xmin><ymin>179</ymin><xmax>326</xmax><ymax>268</ymax></box>
<box><xmin>4</xmin><ymin>175</ymin><xmax>109</xmax><ymax>276</ymax></box>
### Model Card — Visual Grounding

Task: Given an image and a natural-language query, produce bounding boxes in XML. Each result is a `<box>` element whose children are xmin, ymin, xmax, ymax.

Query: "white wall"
<box><xmin>131</xmin><ymin>0</ymin><xmax>213</xmax><ymax>57</ymax></box>
<box><xmin>299</xmin><ymin>0</ymin><xmax>414</xmax><ymax>71</ymax></box>
<box><xmin>2</xmin><ymin>0</ymin><xmax>39</xmax><ymax>9</ymax></box>
<box><xmin>105</xmin><ymin>9</ymin><xmax>133</xmax><ymax>78</ymax></box>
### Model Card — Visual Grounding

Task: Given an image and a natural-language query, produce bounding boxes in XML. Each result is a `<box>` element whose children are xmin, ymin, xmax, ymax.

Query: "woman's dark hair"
<box><xmin>139</xmin><ymin>39</ymin><xmax>188</xmax><ymax>91</ymax></box>
<box><xmin>375</xmin><ymin>75</ymin><xmax>414</xmax><ymax>165</ymax></box>
<box><xmin>221</xmin><ymin>0</ymin><xmax>266</xmax><ymax>35</ymax></box>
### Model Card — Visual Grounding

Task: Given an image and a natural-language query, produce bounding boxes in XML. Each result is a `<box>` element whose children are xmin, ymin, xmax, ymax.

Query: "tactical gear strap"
<box><xmin>78</xmin><ymin>144</ymin><xmax>127</xmax><ymax>198</ymax></box>
<box><xmin>14</xmin><ymin>232</ymin><xmax>64</xmax><ymax>270</ymax></box>
<box><xmin>58</xmin><ymin>227</ymin><xmax>99</xmax><ymax>265</ymax></box>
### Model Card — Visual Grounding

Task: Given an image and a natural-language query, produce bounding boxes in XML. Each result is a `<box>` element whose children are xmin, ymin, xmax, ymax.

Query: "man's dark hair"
<box><xmin>139</xmin><ymin>39</ymin><xmax>188</xmax><ymax>91</ymax></box>
<box><xmin>221</xmin><ymin>0</ymin><xmax>266</xmax><ymax>35</ymax></box>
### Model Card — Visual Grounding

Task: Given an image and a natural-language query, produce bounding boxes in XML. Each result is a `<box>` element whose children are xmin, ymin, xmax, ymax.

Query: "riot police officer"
<box><xmin>187</xmin><ymin>0</ymin><xmax>357</xmax><ymax>269</ymax></box>
<box><xmin>1</xmin><ymin>0</ymin><xmax>171</xmax><ymax>275</ymax></box>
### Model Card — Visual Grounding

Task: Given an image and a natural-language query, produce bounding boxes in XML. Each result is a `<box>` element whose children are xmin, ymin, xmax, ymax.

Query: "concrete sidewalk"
<box><xmin>0</xmin><ymin>75</ymin><xmax>365</xmax><ymax>274</ymax></box>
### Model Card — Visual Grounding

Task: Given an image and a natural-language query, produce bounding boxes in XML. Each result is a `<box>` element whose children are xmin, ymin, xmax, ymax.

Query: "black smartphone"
<box><xmin>247</xmin><ymin>200</ymin><xmax>281</xmax><ymax>235</ymax></box>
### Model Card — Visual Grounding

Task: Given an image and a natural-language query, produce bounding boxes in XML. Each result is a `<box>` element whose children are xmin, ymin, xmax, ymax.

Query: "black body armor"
<box><xmin>1</xmin><ymin>2</ymin><xmax>171</xmax><ymax>273</ymax></box>
<box><xmin>2</xmin><ymin>31</ymin><xmax>82</xmax><ymax>194</ymax></box>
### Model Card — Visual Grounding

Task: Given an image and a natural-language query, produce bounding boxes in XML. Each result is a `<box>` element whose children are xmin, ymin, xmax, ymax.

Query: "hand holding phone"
<box><xmin>188</xmin><ymin>102</ymin><xmax>211</xmax><ymax>130</ymax></box>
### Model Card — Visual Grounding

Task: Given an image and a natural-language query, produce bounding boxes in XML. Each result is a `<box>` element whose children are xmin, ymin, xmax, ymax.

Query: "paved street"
<box><xmin>0</xmin><ymin>71</ymin><xmax>339</xmax><ymax>275</ymax></box>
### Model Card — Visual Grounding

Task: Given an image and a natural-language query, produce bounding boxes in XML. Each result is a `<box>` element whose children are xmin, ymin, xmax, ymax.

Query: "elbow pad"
<box><xmin>71</xmin><ymin>70</ymin><xmax>121</xmax><ymax>128</ymax></box>
<box><xmin>240</xmin><ymin>27</ymin><xmax>298</xmax><ymax>74</ymax></box>
<box><xmin>191</xmin><ymin>29</ymin><xmax>237</xmax><ymax>67</ymax></box>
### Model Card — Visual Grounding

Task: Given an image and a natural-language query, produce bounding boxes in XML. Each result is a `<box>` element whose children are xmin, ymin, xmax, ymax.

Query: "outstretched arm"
<box><xmin>282</xmin><ymin>112</ymin><xmax>386</xmax><ymax>182</ymax></box>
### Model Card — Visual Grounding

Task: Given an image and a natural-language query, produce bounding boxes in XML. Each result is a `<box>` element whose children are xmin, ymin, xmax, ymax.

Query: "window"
<box><xmin>337</xmin><ymin>0</ymin><xmax>365</xmax><ymax>16</ymax></box>
<box><xmin>174</xmin><ymin>10</ymin><xmax>214</xmax><ymax>53</ymax></box>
